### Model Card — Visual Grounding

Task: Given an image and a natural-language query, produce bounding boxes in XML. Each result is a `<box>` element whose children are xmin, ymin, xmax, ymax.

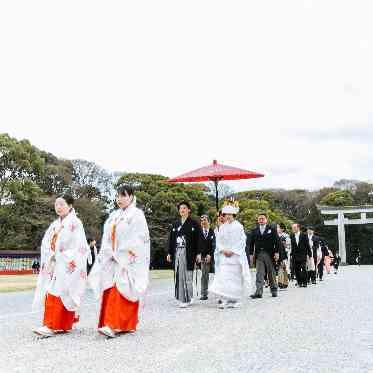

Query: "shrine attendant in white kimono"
<box><xmin>89</xmin><ymin>186</ymin><xmax>150</xmax><ymax>338</ymax></box>
<box><xmin>32</xmin><ymin>195</ymin><xmax>89</xmax><ymax>338</ymax></box>
<box><xmin>210</xmin><ymin>203</ymin><xmax>251</xmax><ymax>309</ymax></box>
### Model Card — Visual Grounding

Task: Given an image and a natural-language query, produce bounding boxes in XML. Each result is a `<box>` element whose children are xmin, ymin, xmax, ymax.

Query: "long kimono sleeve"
<box><xmin>192</xmin><ymin>222</ymin><xmax>201</xmax><ymax>258</ymax></box>
<box><xmin>230</xmin><ymin>224</ymin><xmax>247</xmax><ymax>257</ymax></box>
<box><xmin>32</xmin><ymin>224</ymin><xmax>55</xmax><ymax>310</ymax></box>
<box><xmin>57</xmin><ymin>218</ymin><xmax>89</xmax><ymax>310</ymax></box>
<box><xmin>168</xmin><ymin>224</ymin><xmax>175</xmax><ymax>258</ymax></box>
<box><xmin>114</xmin><ymin>210</ymin><xmax>151</xmax><ymax>301</ymax></box>
<box><xmin>88</xmin><ymin>214</ymin><xmax>115</xmax><ymax>298</ymax></box>
<box><xmin>215</xmin><ymin>230</ymin><xmax>224</xmax><ymax>253</ymax></box>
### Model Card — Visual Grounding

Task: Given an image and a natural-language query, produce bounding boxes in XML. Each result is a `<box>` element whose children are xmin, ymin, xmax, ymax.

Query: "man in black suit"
<box><xmin>196</xmin><ymin>214</ymin><xmax>216</xmax><ymax>300</ymax></box>
<box><xmin>290</xmin><ymin>223</ymin><xmax>312</xmax><ymax>288</ymax></box>
<box><xmin>249</xmin><ymin>213</ymin><xmax>281</xmax><ymax>298</ymax></box>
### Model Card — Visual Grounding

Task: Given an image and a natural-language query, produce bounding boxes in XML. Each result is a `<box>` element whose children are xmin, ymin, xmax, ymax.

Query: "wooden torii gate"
<box><xmin>319</xmin><ymin>205</ymin><xmax>373</xmax><ymax>264</ymax></box>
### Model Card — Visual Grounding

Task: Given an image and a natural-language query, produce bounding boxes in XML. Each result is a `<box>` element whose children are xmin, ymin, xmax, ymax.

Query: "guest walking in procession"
<box><xmin>325</xmin><ymin>248</ymin><xmax>332</xmax><ymax>274</ymax></box>
<box><xmin>249</xmin><ymin>213</ymin><xmax>281</xmax><ymax>299</ymax></box>
<box><xmin>306</xmin><ymin>227</ymin><xmax>322</xmax><ymax>285</ymax></box>
<box><xmin>86</xmin><ymin>237</ymin><xmax>98</xmax><ymax>275</ymax></box>
<box><xmin>32</xmin><ymin>195</ymin><xmax>89</xmax><ymax>338</ymax></box>
<box><xmin>89</xmin><ymin>186</ymin><xmax>150</xmax><ymax>338</ymax></box>
<box><xmin>210</xmin><ymin>200</ymin><xmax>251</xmax><ymax>309</ymax></box>
<box><xmin>332</xmin><ymin>251</ymin><xmax>341</xmax><ymax>274</ymax></box>
<box><xmin>167</xmin><ymin>201</ymin><xmax>201</xmax><ymax>308</ymax></box>
<box><xmin>197</xmin><ymin>214</ymin><xmax>216</xmax><ymax>301</ymax></box>
<box><xmin>317</xmin><ymin>240</ymin><xmax>329</xmax><ymax>281</ymax></box>
<box><xmin>290</xmin><ymin>224</ymin><xmax>312</xmax><ymax>288</ymax></box>
<box><xmin>277</xmin><ymin>224</ymin><xmax>290</xmax><ymax>289</ymax></box>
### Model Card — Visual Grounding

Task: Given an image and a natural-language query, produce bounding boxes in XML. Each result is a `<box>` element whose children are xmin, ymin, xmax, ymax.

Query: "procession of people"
<box><xmin>32</xmin><ymin>191</ymin><xmax>339</xmax><ymax>339</ymax></box>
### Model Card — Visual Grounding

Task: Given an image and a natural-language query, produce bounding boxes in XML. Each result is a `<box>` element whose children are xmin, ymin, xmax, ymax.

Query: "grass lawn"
<box><xmin>0</xmin><ymin>274</ymin><xmax>38</xmax><ymax>293</ymax></box>
<box><xmin>0</xmin><ymin>270</ymin><xmax>173</xmax><ymax>293</ymax></box>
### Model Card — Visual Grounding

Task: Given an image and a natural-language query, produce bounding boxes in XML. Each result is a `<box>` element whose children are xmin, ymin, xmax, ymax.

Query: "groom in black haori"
<box><xmin>167</xmin><ymin>201</ymin><xmax>201</xmax><ymax>308</ymax></box>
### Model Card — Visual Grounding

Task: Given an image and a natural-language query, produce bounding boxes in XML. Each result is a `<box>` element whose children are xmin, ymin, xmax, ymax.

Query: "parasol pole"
<box><xmin>213</xmin><ymin>179</ymin><xmax>219</xmax><ymax>211</ymax></box>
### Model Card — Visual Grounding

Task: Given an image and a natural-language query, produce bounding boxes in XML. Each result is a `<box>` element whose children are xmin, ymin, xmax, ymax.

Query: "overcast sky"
<box><xmin>1</xmin><ymin>1</ymin><xmax>372</xmax><ymax>191</ymax></box>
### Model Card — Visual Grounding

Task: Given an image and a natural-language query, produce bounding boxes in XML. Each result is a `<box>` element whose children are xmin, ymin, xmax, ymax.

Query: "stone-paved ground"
<box><xmin>0</xmin><ymin>266</ymin><xmax>372</xmax><ymax>373</ymax></box>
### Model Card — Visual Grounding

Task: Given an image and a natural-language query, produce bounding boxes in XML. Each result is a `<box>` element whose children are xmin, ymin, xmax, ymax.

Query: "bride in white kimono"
<box><xmin>210</xmin><ymin>203</ymin><xmax>251</xmax><ymax>309</ymax></box>
<box><xmin>89</xmin><ymin>186</ymin><xmax>150</xmax><ymax>338</ymax></box>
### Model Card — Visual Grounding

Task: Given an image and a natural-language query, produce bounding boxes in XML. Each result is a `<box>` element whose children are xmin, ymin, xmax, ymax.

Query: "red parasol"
<box><xmin>168</xmin><ymin>160</ymin><xmax>264</xmax><ymax>210</ymax></box>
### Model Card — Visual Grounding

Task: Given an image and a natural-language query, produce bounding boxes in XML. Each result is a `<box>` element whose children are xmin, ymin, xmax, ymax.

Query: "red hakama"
<box><xmin>98</xmin><ymin>286</ymin><xmax>139</xmax><ymax>332</ymax></box>
<box><xmin>43</xmin><ymin>293</ymin><xmax>78</xmax><ymax>331</ymax></box>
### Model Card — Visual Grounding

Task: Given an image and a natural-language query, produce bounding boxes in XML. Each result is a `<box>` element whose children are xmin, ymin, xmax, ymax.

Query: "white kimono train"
<box><xmin>32</xmin><ymin>210</ymin><xmax>89</xmax><ymax>312</ymax></box>
<box><xmin>89</xmin><ymin>202</ymin><xmax>150</xmax><ymax>303</ymax></box>
<box><xmin>210</xmin><ymin>220</ymin><xmax>251</xmax><ymax>300</ymax></box>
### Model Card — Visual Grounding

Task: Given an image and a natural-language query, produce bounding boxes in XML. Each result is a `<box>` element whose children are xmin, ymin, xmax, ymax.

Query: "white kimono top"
<box><xmin>89</xmin><ymin>202</ymin><xmax>150</xmax><ymax>302</ymax></box>
<box><xmin>32</xmin><ymin>210</ymin><xmax>89</xmax><ymax>312</ymax></box>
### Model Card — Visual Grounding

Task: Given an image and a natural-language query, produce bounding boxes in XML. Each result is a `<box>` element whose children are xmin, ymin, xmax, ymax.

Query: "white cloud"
<box><xmin>0</xmin><ymin>0</ymin><xmax>372</xmax><ymax>191</ymax></box>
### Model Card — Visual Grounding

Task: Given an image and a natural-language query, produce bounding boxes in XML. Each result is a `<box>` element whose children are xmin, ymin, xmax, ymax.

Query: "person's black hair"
<box><xmin>60</xmin><ymin>194</ymin><xmax>74</xmax><ymax>206</ymax></box>
<box><xmin>279</xmin><ymin>223</ymin><xmax>286</xmax><ymax>231</ymax></box>
<box><xmin>117</xmin><ymin>185</ymin><xmax>134</xmax><ymax>197</ymax></box>
<box><xmin>87</xmin><ymin>237</ymin><xmax>95</xmax><ymax>244</ymax></box>
<box><xmin>177</xmin><ymin>201</ymin><xmax>191</xmax><ymax>210</ymax></box>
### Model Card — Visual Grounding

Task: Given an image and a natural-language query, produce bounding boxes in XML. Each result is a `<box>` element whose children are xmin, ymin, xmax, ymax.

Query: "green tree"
<box><xmin>320</xmin><ymin>191</ymin><xmax>354</xmax><ymax>206</ymax></box>
<box><xmin>0</xmin><ymin>133</ymin><xmax>44</xmax><ymax>205</ymax></box>
<box><xmin>116</xmin><ymin>173</ymin><xmax>212</xmax><ymax>268</ymax></box>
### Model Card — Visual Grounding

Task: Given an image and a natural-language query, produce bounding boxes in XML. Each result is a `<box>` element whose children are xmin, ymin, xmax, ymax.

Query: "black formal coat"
<box><xmin>199</xmin><ymin>228</ymin><xmax>216</xmax><ymax>258</ymax></box>
<box><xmin>320</xmin><ymin>241</ymin><xmax>329</xmax><ymax>259</ymax></box>
<box><xmin>290</xmin><ymin>233</ymin><xmax>312</xmax><ymax>263</ymax></box>
<box><xmin>168</xmin><ymin>217</ymin><xmax>201</xmax><ymax>271</ymax></box>
<box><xmin>309</xmin><ymin>234</ymin><xmax>321</xmax><ymax>266</ymax></box>
<box><xmin>279</xmin><ymin>235</ymin><xmax>289</xmax><ymax>262</ymax></box>
<box><xmin>249</xmin><ymin>224</ymin><xmax>281</xmax><ymax>259</ymax></box>
<box><xmin>199</xmin><ymin>227</ymin><xmax>216</xmax><ymax>273</ymax></box>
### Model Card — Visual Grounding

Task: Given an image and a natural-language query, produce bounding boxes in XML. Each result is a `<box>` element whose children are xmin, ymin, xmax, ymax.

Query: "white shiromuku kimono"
<box><xmin>210</xmin><ymin>220</ymin><xmax>251</xmax><ymax>300</ymax></box>
<box><xmin>32</xmin><ymin>210</ymin><xmax>89</xmax><ymax>312</ymax></box>
<box><xmin>213</xmin><ymin>226</ymin><xmax>220</xmax><ymax>274</ymax></box>
<box><xmin>89</xmin><ymin>202</ymin><xmax>150</xmax><ymax>303</ymax></box>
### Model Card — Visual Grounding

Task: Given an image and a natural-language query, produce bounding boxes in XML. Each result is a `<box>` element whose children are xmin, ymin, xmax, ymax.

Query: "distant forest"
<box><xmin>1</xmin><ymin>133</ymin><xmax>372</xmax><ymax>267</ymax></box>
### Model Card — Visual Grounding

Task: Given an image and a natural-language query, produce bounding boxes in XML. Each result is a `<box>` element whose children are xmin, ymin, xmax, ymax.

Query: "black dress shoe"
<box><xmin>250</xmin><ymin>294</ymin><xmax>263</xmax><ymax>299</ymax></box>
<box><xmin>200</xmin><ymin>296</ymin><xmax>208</xmax><ymax>301</ymax></box>
<box><xmin>271</xmin><ymin>292</ymin><xmax>278</xmax><ymax>297</ymax></box>
<box><xmin>312</xmin><ymin>281</ymin><xmax>316</xmax><ymax>285</ymax></box>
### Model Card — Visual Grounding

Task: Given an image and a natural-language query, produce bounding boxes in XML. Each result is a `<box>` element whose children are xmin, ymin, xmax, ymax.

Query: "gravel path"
<box><xmin>0</xmin><ymin>266</ymin><xmax>372</xmax><ymax>373</ymax></box>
